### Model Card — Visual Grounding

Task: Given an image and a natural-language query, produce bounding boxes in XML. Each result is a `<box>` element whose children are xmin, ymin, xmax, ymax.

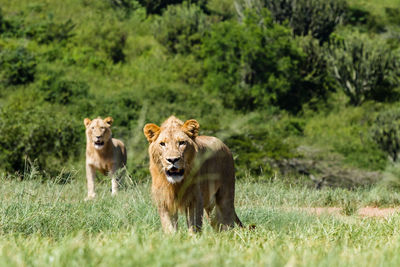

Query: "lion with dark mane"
<box><xmin>144</xmin><ymin>116</ymin><xmax>242</xmax><ymax>233</ymax></box>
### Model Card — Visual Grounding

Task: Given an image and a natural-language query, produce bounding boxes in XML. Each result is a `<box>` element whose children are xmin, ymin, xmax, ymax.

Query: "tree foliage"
<box><xmin>0</xmin><ymin>47</ymin><xmax>36</xmax><ymax>85</ymax></box>
<box><xmin>0</xmin><ymin>100</ymin><xmax>81</xmax><ymax>174</ymax></box>
<box><xmin>153</xmin><ymin>3</ymin><xmax>208</xmax><ymax>54</ymax></box>
<box><xmin>328</xmin><ymin>33</ymin><xmax>400</xmax><ymax>106</ymax></box>
<box><xmin>202</xmin><ymin>8</ymin><xmax>331</xmax><ymax>113</ymax></box>
<box><xmin>236</xmin><ymin>0</ymin><xmax>346</xmax><ymax>43</ymax></box>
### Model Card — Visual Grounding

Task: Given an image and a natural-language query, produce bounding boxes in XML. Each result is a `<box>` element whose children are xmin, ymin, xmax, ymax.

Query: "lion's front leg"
<box><xmin>186</xmin><ymin>198</ymin><xmax>203</xmax><ymax>234</ymax></box>
<box><xmin>110</xmin><ymin>165</ymin><xmax>123</xmax><ymax>196</ymax></box>
<box><xmin>111</xmin><ymin>177</ymin><xmax>118</xmax><ymax>196</ymax></box>
<box><xmin>85</xmin><ymin>164</ymin><xmax>96</xmax><ymax>200</ymax></box>
<box><xmin>159</xmin><ymin>207</ymin><xmax>178</xmax><ymax>233</ymax></box>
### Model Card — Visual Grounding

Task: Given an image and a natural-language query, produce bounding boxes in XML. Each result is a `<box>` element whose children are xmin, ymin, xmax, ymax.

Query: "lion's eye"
<box><xmin>179</xmin><ymin>141</ymin><xmax>186</xmax><ymax>146</ymax></box>
<box><xmin>160</xmin><ymin>142</ymin><xmax>166</xmax><ymax>147</ymax></box>
<box><xmin>91</xmin><ymin>127</ymin><xmax>95</xmax><ymax>130</ymax></box>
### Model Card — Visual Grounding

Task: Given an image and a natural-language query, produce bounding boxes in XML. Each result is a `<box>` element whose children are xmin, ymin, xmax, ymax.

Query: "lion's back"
<box><xmin>195</xmin><ymin>135</ymin><xmax>235</xmax><ymax>179</ymax></box>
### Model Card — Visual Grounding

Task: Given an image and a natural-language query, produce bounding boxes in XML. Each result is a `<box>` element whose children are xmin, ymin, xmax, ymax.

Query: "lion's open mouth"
<box><xmin>94</xmin><ymin>141</ymin><xmax>105</xmax><ymax>146</ymax></box>
<box><xmin>166</xmin><ymin>167</ymin><xmax>184</xmax><ymax>179</ymax></box>
<box><xmin>166</xmin><ymin>167</ymin><xmax>184</xmax><ymax>177</ymax></box>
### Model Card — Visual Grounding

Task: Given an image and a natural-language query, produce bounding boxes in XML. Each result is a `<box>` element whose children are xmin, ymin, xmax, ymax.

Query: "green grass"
<box><xmin>1</xmin><ymin>175</ymin><xmax>400</xmax><ymax>266</ymax></box>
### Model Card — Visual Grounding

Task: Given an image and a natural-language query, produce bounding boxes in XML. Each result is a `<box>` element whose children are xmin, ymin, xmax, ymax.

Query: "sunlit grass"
<box><xmin>1</xmin><ymin>175</ymin><xmax>400</xmax><ymax>266</ymax></box>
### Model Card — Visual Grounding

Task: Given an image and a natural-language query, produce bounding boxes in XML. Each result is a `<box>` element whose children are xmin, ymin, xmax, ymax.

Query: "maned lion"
<box><xmin>84</xmin><ymin>117</ymin><xmax>127</xmax><ymax>200</ymax></box>
<box><xmin>143</xmin><ymin>116</ymin><xmax>243</xmax><ymax>233</ymax></box>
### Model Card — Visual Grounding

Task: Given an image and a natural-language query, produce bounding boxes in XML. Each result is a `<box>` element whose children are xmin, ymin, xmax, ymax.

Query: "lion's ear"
<box><xmin>84</xmin><ymin>118</ymin><xmax>91</xmax><ymax>128</ymax></box>
<box><xmin>104</xmin><ymin>117</ymin><xmax>113</xmax><ymax>126</ymax></box>
<box><xmin>182</xmin><ymin>119</ymin><xmax>199</xmax><ymax>139</ymax></box>
<box><xmin>144</xmin><ymin>123</ymin><xmax>160</xmax><ymax>143</ymax></box>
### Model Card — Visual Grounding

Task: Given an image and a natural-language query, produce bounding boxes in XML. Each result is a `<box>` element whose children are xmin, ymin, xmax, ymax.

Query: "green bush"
<box><xmin>328</xmin><ymin>33</ymin><xmax>400</xmax><ymax>106</ymax></box>
<box><xmin>136</xmin><ymin>0</ymin><xmax>206</xmax><ymax>15</ymax></box>
<box><xmin>237</xmin><ymin>0</ymin><xmax>346</xmax><ymax>43</ymax></box>
<box><xmin>153</xmin><ymin>3</ymin><xmax>208</xmax><ymax>54</ymax></box>
<box><xmin>202</xmin><ymin>8</ymin><xmax>330</xmax><ymax>113</ymax></box>
<box><xmin>38</xmin><ymin>73</ymin><xmax>89</xmax><ymax>105</ymax></box>
<box><xmin>224</xmin><ymin>114</ymin><xmax>302</xmax><ymax>177</ymax></box>
<box><xmin>0</xmin><ymin>47</ymin><xmax>37</xmax><ymax>85</ymax></box>
<box><xmin>281</xmin><ymin>35</ymin><xmax>333</xmax><ymax>111</ymax></box>
<box><xmin>381</xmin><ymin>161</ymin><xmax>400</xmax><ymax>189</ymax></box>
<box><xmin>0</xmin><ymin>8</ymin><xmax>18</xmax><ymax>36</ymax></box>
<box><xmin>344</xmin><ymin>7</ymin><xmax>384</xmax><ymax>32</ymax></box>
<box><xmin>0</xmin><ymin>8</ymin><xmax>7</xmax><ymax>33</ymax></box>
<box><xmin>304</xmin><ymin>104</ymin><xmax>387</xmax><ymax>171</ymax></box>
<box><xmin>105</xmin><ymin>0</ymin><xmax>141</xmax><ymax>17</ymax></box>
<box><xmin>370</xmin><ymin>108</ymin><xmax>400</xmax><ymax>162</ymax></box>
<box><xmin>25</xmin><ymin>17</ymin><xmax>75</xmax><ymax>44</ymax></box>
<box><xmin>206</xmin><ymin>0</ymin><xmax>236</xmax><ymax>20</ymax></box>
<box><xmin>138</xmin><ymin>0</ymin><xmax>183</xmax><ymax>14</ymax></box>
<box><xmin>385</xmin><ymin>7</ymin><xmax>400</xmax><ymax>26</ymax></box>
<box><xmin>84</xmin><ymin>24</ymin><xmax>128</xmax><ymax>64</ymax></box>
<box><xmin>0</xmin><ymin>99</ymin><xmax>82</xmax><ymax>175</ymax></box>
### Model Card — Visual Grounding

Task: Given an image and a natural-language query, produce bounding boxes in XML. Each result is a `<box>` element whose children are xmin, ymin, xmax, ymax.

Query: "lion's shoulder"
<box><xmin>195</xmin><ymin>135</ymin><xmax>228</xmax><ymax>152</ymax></box>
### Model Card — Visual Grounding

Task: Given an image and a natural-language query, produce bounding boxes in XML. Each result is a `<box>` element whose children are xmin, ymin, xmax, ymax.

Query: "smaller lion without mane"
<box><xmin>144</xmin><ymin>116</ymin><xmax>243</xmax><ymax>233</ymax></box>
<box><xmin>84</xmin><ymin>116</ymin><xmax>127</xmax><ymax>200</ymax></box>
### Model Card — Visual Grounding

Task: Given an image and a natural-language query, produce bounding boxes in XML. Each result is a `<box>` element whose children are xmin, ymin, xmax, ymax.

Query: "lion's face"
<box><xmin>144</xmin><ymin>117</ymin><xmax>199</xmax><ymax>184</ymax></box>
<box><xmin>84</xmin><ymin>117</ymin><xmax>113</xmax><ymax>150</ymax></box>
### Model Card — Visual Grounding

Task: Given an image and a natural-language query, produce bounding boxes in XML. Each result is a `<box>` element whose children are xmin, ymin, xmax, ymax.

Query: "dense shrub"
<box><xmin>0</xmin><ymin>100</ymin><xmax>82</xmax><ymax>175</ymax></box>
<box><xmin>38</xmin><ymin>74</ymin><xmax>89</xmax><ymax>105</ymax></box>
<box><xmin>105</xmin><ymin>0</ymin><xmax>141</xmax><ymax>16</ymax></box>
<box><xmin>0</xmin><ymin>47</ymin><xmax>36</xmax><ymax>85</ymax></box>
<box><xmin>107</xmin><ymin>0</ymin><xmax>208</xmax><ymax>15</ymax></box>
<box><xmin>236</xmin><ymin>0</ymin><xmax>346</xmax><ymax>43</ymax></box>
<box><xmin>87</xmin><ymin>24</ymin><xmax>128</xmax><ymax>64</ymax></box>
<box><xmin>0</xmin><ymin>8</ymin><xmax>7</xmax><ymax>33</ymax></box>
<box><xmin>385</xmin><ymin>7</ymin><xmax>400</xmax><ymax>26</ymax></box>
<box><xmin>202</xmin><ymin>8</ymin><xmax>296</xmax><ymax>111</ymax></box>
<box><xmin>153</xmin><ymin>3</ymin><xmax>208</xmax><ymax>54</ymax></box>
<box><xmin>328</xmin><ymin>33</ymin><xmax>400</xmax><ymax>106</ymax></box>
<box><xmin>25</xmin><ymin>18</ymin><xmax>75</xmax><ymax>44</ymax></box>
<box><xmin>0</xmin><ymin>8</ymin><xmax>17</xmax><ymax>35</ymax></box>
<box><xmin>135</xmin><ymin>0</ymin><xmax>206</xmax><ymax>15</ymax></box>
<box><xmin>223</xmin><ymin>114</ymin><xmax>302</xmax><ymax>177</ymax></box>
<box><xmin>304</xmin><ymin>104</ymin><xmax>387</xmax><ymax>171</ymax></box>
<box><xmin>344</xmin><ymin>7</ymin><xmax>384</xmax><ymax>33</ymax></box>
<box><xmin>281</xmin><ymin>35</ymin><xmax>333</xmax><ymax>111</ymax></box>
<box><xmin>138</xmin><ymin>0</ymin><xmax>183</xmax><ymax>14</ymax></box>
<box><xmin>371</xmin><ymin>108</ymin><xmax>400</xmax><ymax>162</ymax></box>
<box><xmin>202</xmin><ymin>8</ymin><xmax>330</xmax><ymax>113</ymax></box>
<box><xmin>206</xmin><ymin>0</ymin><xmax>236</xmax><ymax>20</ymax></box>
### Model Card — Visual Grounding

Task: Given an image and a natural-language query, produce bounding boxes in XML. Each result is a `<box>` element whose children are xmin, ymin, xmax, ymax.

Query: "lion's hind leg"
<box><xmin>111</xmin><ymin>166</ymin><xmax>126</xmax><ymax>196</ymax></box>
<box><xmin>214</xmin><ymin>187</ymin><xmax>243</xmax><ymax>230</ymax></box>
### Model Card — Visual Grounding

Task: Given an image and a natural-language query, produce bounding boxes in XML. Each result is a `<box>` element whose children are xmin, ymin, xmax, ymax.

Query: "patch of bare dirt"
<box><xmin>358</xmin><ymin>207</ymin><xmax>400</xmax><ymax>218</ymax></box>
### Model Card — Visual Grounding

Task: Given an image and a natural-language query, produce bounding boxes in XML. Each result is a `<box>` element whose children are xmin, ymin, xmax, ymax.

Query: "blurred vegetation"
<box><xmin>371</xmin><ymin>107</ymin><xmax>400</xmax><ymax>162</ymax></box>
<box><xmin>328</xmin><ymin>33</ymin><xmax>400</xmax><ymax>105</ymax></box>
<box><xmin>0</xmin><ymin>0</ymin><xmax>399</xmax><ymax>186</ymax></box>
<box><xmin>240</xmin><ymin>0</ymin><xmax>346</xmax><ymax>43</ymax></box>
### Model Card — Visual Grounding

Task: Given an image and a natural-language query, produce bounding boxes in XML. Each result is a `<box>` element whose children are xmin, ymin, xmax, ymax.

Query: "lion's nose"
<box><xmin>96</xmin><ymin>136</ymin><xmax>101</xmax><ymax>139</ymax></box>
<box><xmin>167</xmin><ymin>157</ymin><xmax>180</xmax><ymax>164</ymax></box>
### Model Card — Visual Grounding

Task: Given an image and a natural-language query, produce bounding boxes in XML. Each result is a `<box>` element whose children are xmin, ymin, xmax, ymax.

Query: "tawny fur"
<box><xmin>144</xmin><ymin>116</ymin><xmax>242</xmax><ymax>233</ymax></box>
<box><xmin>84</xmin><ymin>117</ymin><xmax>127</xmax><ymax>200</ymax></box>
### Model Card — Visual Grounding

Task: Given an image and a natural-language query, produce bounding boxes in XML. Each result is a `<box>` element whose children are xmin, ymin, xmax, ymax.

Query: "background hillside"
<box><xmin>1</xmin><ymin>0</ymin><xmax>400</xmax><ymax>188</ymax></box>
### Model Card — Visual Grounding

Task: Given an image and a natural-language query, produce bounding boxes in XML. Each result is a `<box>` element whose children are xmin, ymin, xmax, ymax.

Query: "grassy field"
<box><xmin>1</xmin><ymin>173</ymin><xmax>400</xmax><ymax>266</ymax></box>
<box><xmin>1</xmin><ymin>0</ymin><xmax>400</xmax><ymax>265</ymax></box>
